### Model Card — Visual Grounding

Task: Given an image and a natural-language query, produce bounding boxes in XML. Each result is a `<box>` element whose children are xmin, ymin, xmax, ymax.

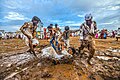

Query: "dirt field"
<box><xmin>0</xmin><ymin>37</ymin><xmax>120</xmax><ymax>53</ymax></box>
<box><xmin>0</xmin><ymin>37</ymin><xmax>120</xmax><ymax>80</ymax></box>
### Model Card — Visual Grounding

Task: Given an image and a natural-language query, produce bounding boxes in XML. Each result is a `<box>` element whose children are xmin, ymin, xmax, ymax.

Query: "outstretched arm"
<box><xmin>69</xmin><ymin>29</ymin><xmax>81</xmax><ymax>33</ymax></box>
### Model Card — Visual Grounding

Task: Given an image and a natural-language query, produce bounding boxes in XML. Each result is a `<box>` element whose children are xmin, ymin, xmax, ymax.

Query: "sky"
<box><xmin>0</xmin><ymin>0</ymin><xmax>120</xmax><ymax>32</ymax></box>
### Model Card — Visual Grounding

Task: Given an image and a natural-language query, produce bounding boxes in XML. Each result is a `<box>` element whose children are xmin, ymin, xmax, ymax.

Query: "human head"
<box><xmin>50</xmin><ymin>24</ymin><xmax>53</xmax><ymax>27</ymax></box>
<box><xmin>85</xmin><ymin>14</ymin><xmax>93</xmax><ymax>26</ymax></box>
<box><xmin>55</xmin><ymin>24</ymin><xmax>58</xmax><ymax>28</ymax></box>
<box><xmin>65</xmin><ymin>26</ymin><xmax>69</xmax><ymax>31</ymax></box>
<box><xmin>32</xmin><ymin>16</ymin><xmax>41</xmax><ymax>26</ymax></box>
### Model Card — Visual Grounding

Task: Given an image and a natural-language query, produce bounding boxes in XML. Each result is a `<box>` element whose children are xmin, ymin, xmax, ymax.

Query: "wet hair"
<box><xmin>50</xmin><ymin>24</ymin><xmax>53</xmax><ymax>26</ymax></box>
<box><xmin>47</xmin><ymin>26</ymin><xmax>52</xmax><ymax>29</ymax></box>
<box><xmin>65</xmin><ymin>26</ymin><xmax>69</xmax><ymax>31</ymax></box>
<box><xmin>55</xmin><ymin>24</ymin><xmax>58</xmax><ymax>27</ymax></box>
<box><xmin>32</xmin><ymin>16</ymin><xmax>41</xmax><ymax>22</ymax></box>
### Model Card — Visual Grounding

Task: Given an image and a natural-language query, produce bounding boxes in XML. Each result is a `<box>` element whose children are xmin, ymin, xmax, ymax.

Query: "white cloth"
<box><xmin>25</xmin><ymin>38</ymin><xmax>39</xmax><ymax>46</ymax></box>
<box><xmin>32</xmin><ymin>38</ymin><xmax>39</xmax><ymax>45</ymax></box>
<box><xmin>41</xmin><ymin>47</ymin><xmax>72</xmax><ymax>59</ymax></box>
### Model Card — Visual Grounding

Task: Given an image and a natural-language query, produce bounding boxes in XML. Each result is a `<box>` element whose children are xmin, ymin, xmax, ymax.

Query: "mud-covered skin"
<box><xmin>20</xmin><ymin>22</ymin><xmax>38</xmax><ymax>57</ymax></box>
<box><xmin>79</xmin><ymin>21</ymin><xmax>97</xmax><ymax>65</ymax></box>
<box><xmin>79</xmin><ymin>37</ymin><xmax>95</xmax><ymax>65</ymax></box>
<box><xmin>58</xmin><ymin>29</ymin><xmax>79</xmax><ymax>50</ymax></box>
<box><xmin>20</xmin><ymin>22</ymin><xmax>37</xmax><ymax>39</ymax></box>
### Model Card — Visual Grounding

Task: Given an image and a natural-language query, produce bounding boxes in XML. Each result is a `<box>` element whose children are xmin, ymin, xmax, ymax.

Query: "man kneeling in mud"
<box><xmin>79</xmin><ymin>14</ymin><xmax>97</xmax><ymax>65</ymax></box>
<box><xmin>20</xmin><ymin>16</ymin><xmax>42</xmax><ymax>58</ymax></box>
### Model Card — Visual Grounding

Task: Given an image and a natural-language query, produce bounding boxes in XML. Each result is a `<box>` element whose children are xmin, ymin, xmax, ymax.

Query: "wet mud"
<box><xmin>0</xmin><ymin>48</ymin><xmax>119</xmax><ymax>80</ymax></box>
<box><xmin>0</xmin><ymin>38</ymin><xmax>120</xmax><ymax>80</ymax></box>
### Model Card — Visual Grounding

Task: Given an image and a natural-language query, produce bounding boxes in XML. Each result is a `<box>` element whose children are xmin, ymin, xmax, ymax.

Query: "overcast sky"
<box><xmin>0</xmin><ymin>0</ymin><xmax>120</xmax><ymax>31</ymax></box>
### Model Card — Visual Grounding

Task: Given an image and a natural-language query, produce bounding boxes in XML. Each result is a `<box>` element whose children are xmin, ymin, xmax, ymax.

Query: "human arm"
<box><xmin>69</xmin><ymin>25</ymin><xmax>82</xmax><ymax>33</ymax></box>
<box><xmin>20</xmin><ymin>22</ymin><xmax>28</xmax><ymax>35</ymax></box>
<box><xmin>69</xmin><ymin>29</ymin><xmax>80</xmax><ymax>33</ymax></box>
<box><xmin>20</xmin><ymin>22</ymin><xmax>31</xmax><ymax>39</ymax></box>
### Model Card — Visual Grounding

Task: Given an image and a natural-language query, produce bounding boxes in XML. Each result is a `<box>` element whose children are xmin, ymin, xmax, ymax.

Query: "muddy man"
<box><xmin>79</xmin><ymin>14</ymin><xmax>97</xmax><ymax>65</ymax></box>
<box><xmin>20</xmin><ymin>16</ymin><xmax>42</xmax><ymax>58</ymax></box>
<box><xmin>58</xmin><ymin>26</ymin><xmax>79</xmax><ymax>52</ymax></box>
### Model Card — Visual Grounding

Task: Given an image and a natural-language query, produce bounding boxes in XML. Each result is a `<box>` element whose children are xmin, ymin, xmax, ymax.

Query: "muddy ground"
<box><xmin>0</xmin><ymin>37</ymin><xmax>120</xmax><ymax>80</ymax></box>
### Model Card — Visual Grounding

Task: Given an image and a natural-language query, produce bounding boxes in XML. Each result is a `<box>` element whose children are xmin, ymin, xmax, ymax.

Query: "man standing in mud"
<box><xmin>20</xmin><ymin>16</ymin><xmax>42</xmax><ymax>58</ymax></box>
<box><xmin>49</xmin><ymin>24</ymin><xmax>61</xmax><ymax>53</ymax></box>
<box><xmin>79</xmin><ymin>14</ymin><xmax>97</xmax><ymax>65</ymax></box>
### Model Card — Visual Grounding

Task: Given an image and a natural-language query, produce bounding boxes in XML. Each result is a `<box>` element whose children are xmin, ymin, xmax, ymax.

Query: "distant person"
<box><xmin>103</xmin><ymin>29</ymin><xmax>107</xmax><ymax>39</ymax></box>
<box><xmin>20</xmin><ymin>16</ymin><xmax>42</xmax><ymax>58</ymax></box>
<box><xmin>100</xmin><ymin>30</ymin><xmax>104</xmax><ymax>39</ymax></box>
<box><xmin>79</xmin><ymin>14</ymin><xmax>97</xmax><ymax>65</ymax></box>
<box><xmin>0</xmin><ymin>32</ymin><xmax>2</xmax><ymax>40</ymax></box>
<box><xmin>44</xmin><ymin>28</ymin><xmax>47</xmax><ymax>39</ymax></box>
<box><xmin>112</xmin><ymin>30</ymin><xmax>115</xmax><ymax>38</ymax></box>
<box><xmin>116</xmin><ymin>28</ymin><xmax>120</xmax><ymax>41</ymax></box>
<box><xmin>95</xmin><ymin>32</ymin><xmax>98</xmax><ymax>39</ymax></box>
<box><xmin>103</xmin><ymin>32</ymin><xmax>107</xmax><ymax>39</ymax></box>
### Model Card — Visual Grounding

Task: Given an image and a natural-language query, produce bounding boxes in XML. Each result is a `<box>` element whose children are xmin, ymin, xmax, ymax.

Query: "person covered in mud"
<box><xmin>20</xmin><ymin>16</ymin><xmax>43</xmax><ymax>58</ymax></box>
<box><xmin>79</xmin><ymin>14</ymin><xmax>97</xmax><ymax>65</ymax></box>
<box><xmin>58</xmin><ymin>26</ymin><xmax>79</xmax><ymax>51</ymax></box>
<box><xmin>47</xmin><ymin>24</ymin><xmax>53</xmax><ymax>39</ymax></box>
<box><xmin>54</xmin><ymin>24</ymin><xmax>61</xmax><ymax>46</ymax></box>
<box><xmin>48</xmin><ymin>24</ymin><xmax>53</xmax><ymax>36</ymax></box>
<box><xmin>49</xmin><ymin>24</ymin><xmax>61</xmax><ymax>53</ymax></box>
